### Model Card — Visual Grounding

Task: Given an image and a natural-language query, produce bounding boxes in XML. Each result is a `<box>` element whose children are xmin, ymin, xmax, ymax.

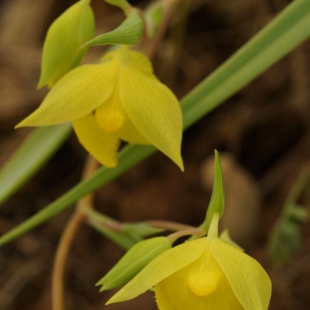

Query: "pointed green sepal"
<box><xmin>81</xmin><ymin>9</ymin><xmax>143</xmax><ymax>48</ymax></box>
<box><xmin>200</xmin><ymin>150</ymin><xmax>225</xmax><ymax>233</ymax></box>
<box><xmin>97</xmin><ymin>237</ymin><xmax>171</xmax><ymax>291</ymax></box>
<box><xmin>38</xmin><ymin>0</ymin><xmax>95</xmax><ymax>88</ymax></box>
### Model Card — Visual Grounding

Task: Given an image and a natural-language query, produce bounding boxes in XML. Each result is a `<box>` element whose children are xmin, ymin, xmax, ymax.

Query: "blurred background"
<box><xmin>0</xmin><ymin>0</ymin><xmax>310</xmax><ymax>309</ymax></box>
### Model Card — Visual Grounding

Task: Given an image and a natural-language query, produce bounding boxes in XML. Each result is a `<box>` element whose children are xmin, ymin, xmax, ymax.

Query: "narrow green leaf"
<box><xmin>181</xmin><ymin>0</ymin><xmax>310</xmax><ymax>128</ymax></box>
<box><xmin>0</xmin><ymin>124</ymin><xmax>71</xmax><ymax>206</ymax></box>
<box><xmin>0</xmin><ymin>145</ymin><xmax>154</xmax><ymax>246</ymax></box>
<box><xmin>81</xmin><ymin>9</ymin><xmax>143</xmax><ymax>48</ymax></box>
<box><xmin>1</xmin><ymin>0</ymin><xmax>310</xmax><ymax>245</ymax></box>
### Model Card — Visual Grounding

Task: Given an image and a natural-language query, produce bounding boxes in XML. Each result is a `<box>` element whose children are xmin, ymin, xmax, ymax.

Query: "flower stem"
<box><xmin>51</xmin><ymin>156</ymin><xmax>99</xmax><ymax>310</ymax></box>
<box><xmin>145</xmin><ymin>220</ymin><xmax>197</xmax><ymax>232</ymax></box>
<box><xmin>167</xmin><ymin>228</ymin><xmax>204</xmax><ymax>244</ymax></box>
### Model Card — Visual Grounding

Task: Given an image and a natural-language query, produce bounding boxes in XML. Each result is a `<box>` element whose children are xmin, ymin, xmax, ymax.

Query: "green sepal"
<box><xmin>96</xmin><ymin>236</ymin><xmax>171</xmax><ymax>291</ymax></box>
<box><xmin>122</xmin><ymin>222</ymin><xmax>164</xmax><ymax>238</ymax></box>
<box><xmin>81</xmin><ymin>9</ymin><xmax>143</xmax><ymax>48</ymax></box>
<box><xmin>200</xmin><ymin>150</ymin><xmax>225</xmax><ymax>233</ymax></box>
<box><xmin>38</xmin><ymin>0</ymin><xmax>95</xmax><ymax>88</ymax></box>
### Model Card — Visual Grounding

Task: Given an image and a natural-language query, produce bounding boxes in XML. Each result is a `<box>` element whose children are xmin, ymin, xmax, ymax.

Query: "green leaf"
<box><xmin>0</xmin><ymin>145</ymin><xmax>154</xmax><ymax>246</ymax></box>
<box><xmin>96</xmin><ymin>237</ymin><xmax>171</xmax><ymax>291</ymax></box>
<box><xmin>1</xmin><ymin>0</ymin><xmax>310</xmax><ymax>246</ymax></box>
<box><xmin>0</xmin><ymin>124</ymin><xmax>71</xmax><ymax>206</ymax></box>
<box><xmin>181</xmin><ymin>0</ymin><xmax>310</xmax><ymax>128</ymax></box>
<box><xmin>200</xmin><ymin>150</ymin><xmax>225</xmax><ymax>233</ymax></box>
<box><xmin>81</xmin><ymin>9</ymin><xmax>144</xmax><ymax>48</ymax></box>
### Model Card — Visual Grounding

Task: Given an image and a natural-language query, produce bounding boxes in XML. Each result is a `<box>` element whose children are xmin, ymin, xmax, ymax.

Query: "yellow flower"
<box><xmin>107</xmin><ymin>216</ymin><xmax>271</xmax><ymax>310</ymax></box>
<box><xmin>17</xmin><ymin>47</ymin><xmax>183</xmax><ymax>169</ymax></box>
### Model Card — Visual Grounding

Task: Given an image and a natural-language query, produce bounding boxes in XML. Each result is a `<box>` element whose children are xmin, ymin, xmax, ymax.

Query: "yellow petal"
<box><xmin>101</xmin><ymin>49</ymin><xmax>153</xmax><ymax>73</ymax></box>
<box><xmin>127</xmin><ymin>50</ymin><xmax>153</xmax><ymax>73</ymax></box>
<box><xmin>117</xmin><ymin>119</ymin><xmax>150</xmax><ymax>145</ymax></box>
<box><xmin>107</xmin><ymin>238</ymin><xmax>209</xmax><ymax>304</ymax></box>
<box><xmin>119</xmin><ymin>66</ymin><xmax>183</xmax><ymax>170</ymax></box>
<box><xmin>17</xmin><ymin>62</ymin><xmax>118</xmax><ymax>127</ymax></box>
<box><xmin>211</xmin><ymin>239</ymin><xmax>271</xmax><ymax>310</ymax></box>
<box><xmin>155</xmin><ymin>249</ymin><xmax>244</xmax><ymax>310</ymax></box>
<box><xmin>72</xmin><ymin>113</ymin><xmax>119</xmax><ymax>167</ymax></box>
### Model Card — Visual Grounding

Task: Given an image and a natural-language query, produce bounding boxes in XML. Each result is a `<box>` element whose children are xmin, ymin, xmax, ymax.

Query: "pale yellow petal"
<box><xmin>155</xmin><ymin>249</ymin><xmax>244</xmax><ymax>310</ymax></box>
<box><xmin>127</xmin><ymin>50</ymin><xmax>153</xmax><ymax>73</ymax></box>
<box><xmin>17</xmin><ymin>62</ymin><xmax>118</xmax><ymax>127</ymax></box>
<box><xmin>107</xmin><ymin>238</ymin><xmax>209</xmax><ymax>304</ymax></box>
<box><xmin>72</xmin><ymin>113</ymin><xmax>119</xmax><ymax>167</ymax></box>
<box><xmin>101</xmin><ymin>49</ymin><xmax>153</xmax><ymax>73</ymax></box>
<box><xmin>211</xmin><ymin>239</ymin><xmax>271</xmax><ymax>310</ymax></box>
<box><xmin>117</xmin><ymin>119</ymin><xmax>150</xmax><ymax>145</ymax></box>
<box><xmin>119</xmin><ymin>66</ymin><xmax>183</xmax><ymax>170</ymax></box>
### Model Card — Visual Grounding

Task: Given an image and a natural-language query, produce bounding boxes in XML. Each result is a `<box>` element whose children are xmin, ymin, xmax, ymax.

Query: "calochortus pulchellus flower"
<box><xmin>107</xmin><ymin>214</ymin><xmax>272</xmax><ymax>310</ymax></box>
<box><xmin>17</xmin><ymin>47</ymin><xmax>183</xmax><ymax>169</ymax></box>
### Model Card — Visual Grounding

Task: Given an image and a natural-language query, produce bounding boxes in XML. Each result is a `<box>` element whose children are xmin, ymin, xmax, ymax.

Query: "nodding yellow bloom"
<box><xmin>17</xmin><ymin>47</ymin><xmax>183</xmax><ymax>169</ymax></box>
<box><xmin>107</xmin><ymin>215</ymin><xmax>271</xmax><ymax>310</ymax></box>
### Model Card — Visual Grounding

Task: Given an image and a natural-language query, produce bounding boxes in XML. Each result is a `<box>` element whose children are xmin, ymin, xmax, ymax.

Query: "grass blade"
<box><xmin>0</xmin><ymin>124</ymin><xmax>71</xmax><ymax>206</ymax></box>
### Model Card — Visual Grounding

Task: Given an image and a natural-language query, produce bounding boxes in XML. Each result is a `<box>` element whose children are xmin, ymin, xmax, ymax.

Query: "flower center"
<box><xmin>186</xmin><ymin>251</ymin><xmax>222</xmax><ymax>297</ymax></box>
<box><xmin>95</xmin><ymin>90</ymin><xmax>126</xmax><ymax>133</ymax></box>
